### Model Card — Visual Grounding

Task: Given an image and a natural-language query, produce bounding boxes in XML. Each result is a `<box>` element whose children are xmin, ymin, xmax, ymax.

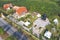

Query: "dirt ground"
<box><xmin>0</xmin><ymin>32</ymin><xmax>9</xmax><ymax>40</ymax></box>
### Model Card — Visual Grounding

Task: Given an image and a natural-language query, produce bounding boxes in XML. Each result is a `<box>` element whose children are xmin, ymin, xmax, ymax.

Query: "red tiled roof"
<box><xmin>3</xmin><ymin>3</ymin><xmax>12</xmax><ymax>9</ymax></box>
<box><xmin>16</xmin><ymin>7</ymin><xmax>27</xmax><ymax>15</ymax></box>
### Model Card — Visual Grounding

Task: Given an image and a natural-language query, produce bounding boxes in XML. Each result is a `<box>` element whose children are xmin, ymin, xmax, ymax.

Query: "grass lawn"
<box><xmin>0</xmin><ymin>27</ymin><xmax>5</xmax><ymax>35</ymax></box>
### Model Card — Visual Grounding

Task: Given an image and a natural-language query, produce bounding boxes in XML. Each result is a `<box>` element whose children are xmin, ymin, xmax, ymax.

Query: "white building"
<box><xmin>1</xmin><ymin>13</ymin><xmax>5</xmax><ymax>18</ymax></box>
<box><xmin>53</xmin><ymin>18</ymin><xmax>58</xmax><ymax>25</ymax></box>
<box><xmin>24</xmin><ymin>21</ymin><xmax>30</xmax><ymax>26</ymax></box>
<box><xmin>32</xmin><ymin>18</ymin><xmax>50</xmax><ymax>37</ymax></box>
<box><xmin>44</xmin><ymin>31</ymin><xmax>52</xmax><ymax>39</ymax></box>
<box><xmin>17</xmin><ymin>21</ymin><xmax>31</xmax><ymax>31</ymax></box>
<box><xmin>6</xmin><ymin>7</ymin><xmax>10</xmax><ymax>10</ymax></box>
<box><xmin>33</xmin><ymin>18</ymin><xmax>50</xmax><ymax>28</ymax></box>
<box><xmin>37</xmin><ymin>13</ymin><xmax>41</xmax><ymax>17</ymax></box>
<box><xmin>13</xmin><ymin>12</ymin><xmax>30</xmax><ymax>19</ymax></box>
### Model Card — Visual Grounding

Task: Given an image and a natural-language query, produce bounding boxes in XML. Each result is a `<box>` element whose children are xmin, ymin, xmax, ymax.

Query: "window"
<box><xmin>39</xmin><ymin>27</ymin><xmax>41</xmax><ymax>29</ymax></box>
<box><xmin>34</xmin><ymin>25</ymin><xmax>37</xmax><ymax>27</ymax></box>
<box><xmin>23</xmin><ymin>24</ymin><xmax>27</xmax><ymax>27</ymax></box>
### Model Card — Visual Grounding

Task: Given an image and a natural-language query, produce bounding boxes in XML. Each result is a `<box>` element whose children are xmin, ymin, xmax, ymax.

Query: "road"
<box><xmin>0</xmin><ymin>17</ymin><xmax>28</xmax><ymax>40</ymax></box>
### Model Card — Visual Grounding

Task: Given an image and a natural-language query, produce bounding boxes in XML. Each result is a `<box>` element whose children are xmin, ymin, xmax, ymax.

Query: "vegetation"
<box><xmin>0</xmin><ymin>0</ymin><xmax>60</xmax><ymax>40</ymax></box>
<box><xmin>18</xmin><ymin>14</ymin><xmax>37</xmax><ymax>28</ymax></box>
<box><xmin>0</xmin><ymin>27</ymin><xmax>5</xmax><ymax>35</ymax></box>
<box><xmin>6</xmin><ymin>9</ymin><xmax>15</xmax><ymax>15</ymax></box>
<box><xmin>5</xmin><ymin>36</ymin><xmax>17</xmax><ymax>40</ymax></box>
<box><xmin>0</xmin><ymin>0</ymin><xmax>60</xmax><ymax>21</ymax></box>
